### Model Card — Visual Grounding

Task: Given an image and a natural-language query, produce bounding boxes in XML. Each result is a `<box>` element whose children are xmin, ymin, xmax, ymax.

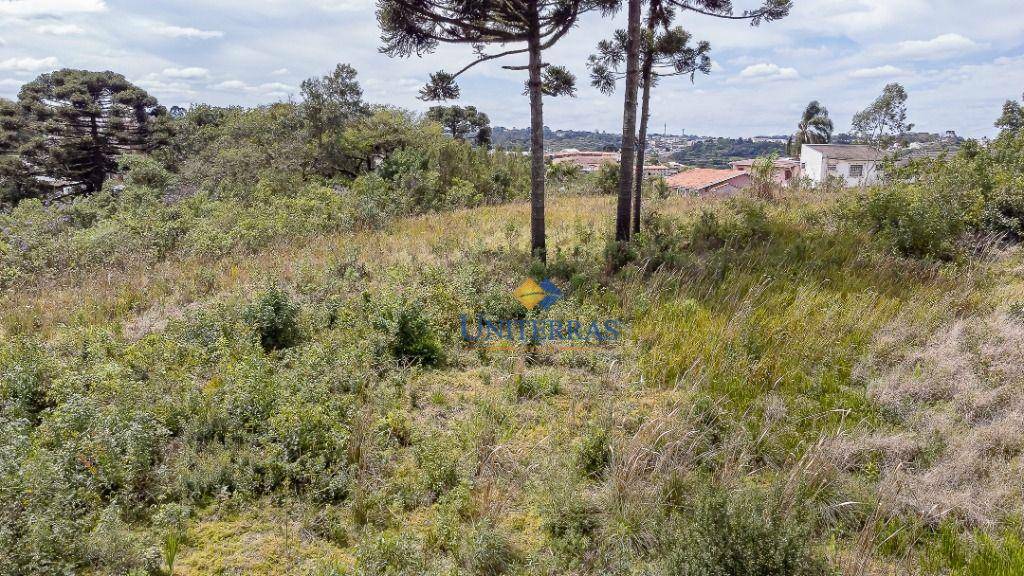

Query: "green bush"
<box><xmin>574</xmin><ymin>425</ymin><xmax>611</xmax><ymax>478</ymax></box>
<box><xmin>244</xmin><ymin>286</ymin><xmax>302</xmax><ymax>351</ymax></box>
<box><xmin>118</xmin><ymin>154</ymin><xmax>174</xmax><ymax>190</ymax></box>
<box><xmin>662</xmin><ymin>488</ymin><xmax>828</xmax><ymax>576</ymax></box>
<box><xmin>858</xmin><ymin>183</ymin><xmax>973</xmax><ymax>259</ymax></box>
<box><xmin>380</xmin><ymin>304</ymin><xmax>444</xmax><ymax>367</ymax></box>
<box><xmin>461</xmin><ymin>521</ymin><xmax>518</xmax><ymax>576</ymax></box>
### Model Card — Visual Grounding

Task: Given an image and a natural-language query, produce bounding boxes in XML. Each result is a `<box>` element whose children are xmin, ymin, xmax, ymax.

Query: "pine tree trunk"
<box><xmin>615</xmin><ymin>0</ymin><xmax>642</xmax><ymax>242</ymax></box>
<box><xmin>632</xmin><ymin>38</ymin><xmax>654</xmax><ymax>235</ymax></box>
<box><xmin>527</xmin><ymin>15</ymin><xmax>547</xmax><ymax>262</ymax></box>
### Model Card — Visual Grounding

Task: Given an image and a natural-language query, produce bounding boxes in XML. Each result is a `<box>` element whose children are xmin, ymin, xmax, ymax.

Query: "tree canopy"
<box><xmin>996</xmin><ymin>92</ymin><xmax>1024</xmax><ymax>136</ymax></box>
<box><xmin>426</xmin><ymin>105</ymin><xmax>491</xmax><ymax>147</ymax></box>
<box><xmin>16</xmin><ymin>69</ymin><xmax>170</xmax><ymax>193</ymax></box>
<box><xmin>852</xmin><ymin>82</ymin><xmax>913</xmax><ymax>147</ymax></box>
<box><xmin>788</xmin><ymin>101</ymin><xmax>833</xmax><ymax>156</ymax></box>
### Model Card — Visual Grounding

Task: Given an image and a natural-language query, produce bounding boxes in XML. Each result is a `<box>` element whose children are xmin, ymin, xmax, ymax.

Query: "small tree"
<box><xmin>787</xmin><ymin>101</ymin><xmax>833</xmax><ymax>156</ymax></box>
<box><xmin>0</xmin><ymin>97</ymin><xmax>40</xmax><ymax>205</ymax></box>
<box><xmin>426</xmin><ymin>105</ymin><xmax>491</xmax><ymax>145</ymax></box>
<box><xmin>18</xmin><ymin>69</ymin><xmax>171</xmax><ymax>193</ymax></box>
<box><xmin>300</xmin><ymin>63</ymin><xmax>367</xmax><ymax>177</ymax></box>
<box><xmin>377</xmin><ymin>0</ymin><xmax>618</xmax><ymax>261</ymax></box>
<box><xmin>749</xmin><ymin>153</ymin><xmax>777</xmax><ymax>200</ymax></box>
<box><xmin>589</xmin><ymin>10</ymin><xmax>711</xmax><ymax>234</ymax></box>
<box><xmin>611</xmin><ymin>0</ymin><xmax>791</xmax><ymax>241</ymax></box>
<box><xmin>851</xmin><ymin>82</ymin><xmax>913</xmax><ymax>148</ymax></box>
<box><xmin>996</xmin><ymin>92</ymin><xmax>1024</xmax><ymax>136</ymax></box>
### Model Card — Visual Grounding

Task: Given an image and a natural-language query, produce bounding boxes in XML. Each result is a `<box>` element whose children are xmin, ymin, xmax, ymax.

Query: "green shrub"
<box><xmin>858</xmin><ymin>183</ymin><xmax>972</xmax><ymax>259</ymax></box>
<box><xmin>662</xmin><ymin>488</ymin><xmax>828</xmax><ymax>576</ymax></box>
<box><xmin>575</xmin><ymin>425</ymin><xmax>611</xmax><ymax>478</ymax></box>
<box><xmin>372</xmin><ymin>301</ymin><xmax>444</xmax><ymax>367</ymax></box>
<box><xmin>922</xmin><ymin>524</ymin><xmax>1024</xmax><ymax>576</ymax></box>
<box><xmin>355</xmin><ymin>530</ymin><xmax>425</xmax><ymax>576</ymax></box>
<box><xmin>118</xmin><ymin>154</ymin><xmax>174</xmax><ymax>190</ymax></box>
<box><xmin>510</xmin><ymin>371</ymin><xmax>562</xmax><ymax>400</ymax></box>
<box><xmin>461</xmin><ymin>521</ymin><xmax>518</xmax><ymax>576</ymax></box>
<box><xmin>244</xmin><ymin>286</ymin><xmax>302</xmax><ymax>351</ymax></box>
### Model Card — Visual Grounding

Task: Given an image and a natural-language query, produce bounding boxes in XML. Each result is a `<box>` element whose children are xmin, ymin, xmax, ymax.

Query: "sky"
<box><xmin>1</xmin><ymin>0</ymin><xmax>1022</xmax><ymax>138</ymax></box>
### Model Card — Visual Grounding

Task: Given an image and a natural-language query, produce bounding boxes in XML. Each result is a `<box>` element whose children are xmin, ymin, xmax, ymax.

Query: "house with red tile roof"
<box><xmin>665</xmin><ymin>168</ymin><xmax>751</xmax><ymax>195</ymax></box>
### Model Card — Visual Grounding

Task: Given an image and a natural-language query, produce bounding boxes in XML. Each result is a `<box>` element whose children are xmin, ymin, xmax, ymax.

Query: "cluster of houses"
<box><xmin>549</xmin><ymin>141</ymin><xmax>955</xmax><ymax>196</ymax></box>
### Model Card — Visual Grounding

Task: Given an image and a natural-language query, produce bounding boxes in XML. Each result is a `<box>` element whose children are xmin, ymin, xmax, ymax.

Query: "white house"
<box><xmin>800</xmin><ymin>144</ymin><xmax>884</xmax><ymax>187</ymax></box>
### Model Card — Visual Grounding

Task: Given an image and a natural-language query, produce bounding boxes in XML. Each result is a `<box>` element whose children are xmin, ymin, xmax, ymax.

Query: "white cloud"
<box><xmin>34</xmin><ymin>24</ymin><xmax>86</xmax><ymax>35</ymax></box>
<box><xmin>890</xmin><ymin>33</ymin><xmax>981</xmax><ymax>60</ymax></box>
<box><xmin>259</xmin><ymin>82</ymin><xmax>293</xmax><ymax>92</ymax></box>
<box><xmin>0</xmin><ymin>78</ymin><xmax>22</xmax><ymax>87</ymax></box>
<box><xmin>212</xmin><ymin>80</ymin><xmax>249</xmax><ymax>91</ymax></box>
<box><xmin>849</xmin><ymin>65</ymin><xmax>909</xmax><ymax>79</ymax></box>
<box><xmin>0</xmin><ymin>0</ymin><xmax>106</xmax><ymax>17</ymax></box>
<box><xmin>271</xmin><ymin>68</ymin><xmax>289</xmax><ymax>76</ymax></box>
<box><xmin>0</xmin><ymin>56</ymin><xmax>59</xmax><ymax>72</ymax></box>
<box><xmin>775</xmin><ymin>45</ymin><xmax>834</xmax><ymax>59</ymax></box>
<box><xmin>315</xmin><ymin>0</ymin><xmax>371</xmax><ymax>10</ymax></box>
<box><xmin>162</xmin><ymin>67</ymin><xmax>210</xmax><ymax>79</ymax></box>
<box><xmin>735</xmin><ymin>63</ymin><xmax>800</xmax><ymax>82</ymax></box>
<box><xmin>135</xmin><ymin>78</ymin><xmax>197</xmax><ymax>97</ymax></box>
<box><xmin>147</xmin><ymin>24</ymin><xmax>224</xmax><ymax>40</ymax></box>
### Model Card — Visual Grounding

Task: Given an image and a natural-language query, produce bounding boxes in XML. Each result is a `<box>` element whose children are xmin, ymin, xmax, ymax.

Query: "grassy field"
<box><xmin>2</xmin><ymin>190</ymin><xmax>1023</xmax><ymax>575</ymax></box>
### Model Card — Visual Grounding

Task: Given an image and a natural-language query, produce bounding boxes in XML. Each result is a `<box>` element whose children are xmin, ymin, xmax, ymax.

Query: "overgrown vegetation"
<box><xmin>1</xmin><ymin>64</ymin><xmax>1023</xmax><ymax>576</ymax></box>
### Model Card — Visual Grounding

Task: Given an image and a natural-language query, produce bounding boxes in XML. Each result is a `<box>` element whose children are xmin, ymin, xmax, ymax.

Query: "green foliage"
<box><xmin>460</xmin><ymin>521</ymin><xmax>518</xmax><ymax>575</ymax></box>
<box><xmin>574</xmin><ymin>424</ymin><xmax>611</xmax><ymax>478</ymax></box>
<box><xmin>118</xmin><ymin>154</ymin><xmax>174</xmax><ymax>190</ymax></box>
<box><xmin>857</xmin><ymin>182</ymin><xmax>973</xmax><ymax>260</ymax></box>
<box><xmin>594</xmin><ymin>161</ymin><xmax>620</xmax><ymax>195</ymax></box>
<box><xmin>852</xmin><ymin>82</ymin><xmax>913</xmax><ymax>146</ymax></box>
<box><xmin>244</xmin><ymin>286</ymin><xmax>302</xmax><ymax>351</ymax></box>
<box><xmin>858</xmin><ymin>128</ymin><xmax>1024</xmax><ymax>258</ymax></box>
<box><xmin>923</xmin><ymin>524</ymin><xmax>1024</xmax><ymax>576</ymax></box>
<box><xmin>13</xmin><ymin>69</ymin><xmax>171</xmax><ymax>193</ymax></box>
<box><xmin>662</xmin><ymin>488</ymin><xmax>828</xmax><ymax>576</ymax></box>
<box><xmin>426</xmin><ymin>105</ymin><xmax>491</xmax><ymax>144</ymax></box>
<box><xmin>671</xmin><ymin>137</ymin><xmax>785</xmax><ymax>168</ymax></box>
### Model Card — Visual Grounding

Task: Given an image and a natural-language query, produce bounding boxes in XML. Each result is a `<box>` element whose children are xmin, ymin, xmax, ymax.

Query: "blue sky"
<box><xmin>1</xmin><ymin>0</ymin><xmax>1022</xmax><ymax>137</ymax></box>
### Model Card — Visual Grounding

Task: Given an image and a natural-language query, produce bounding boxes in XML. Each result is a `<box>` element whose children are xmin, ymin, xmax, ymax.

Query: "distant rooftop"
<box><xmin>803</xmin><ymin>144</ymin><xmax>884</xmax><ymax>161</ymax></box>
<box><xmin>665</xmin><ymin>168</ymin><xmax>747</xmax><ymax>190</ymax></box>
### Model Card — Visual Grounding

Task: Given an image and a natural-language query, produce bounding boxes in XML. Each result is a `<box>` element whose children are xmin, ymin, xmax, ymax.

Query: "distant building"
<box><xmin>752</xmin><ymin>136</ymin><xmax>788</xmax><ymax>144</ymax></box>
<box><xmin>548</xmin><ymin>149</ymin><xmax>620</xmax><ymax>173</ymax></box>
<box><xmin>665</xmin><ymin>168</ymin><xmax>751</xmax><ymax>195</ymax></box>
<box><xmin>730</xmin><ymin>157</ymin><xmax>802</xmax><ymax>186</ymax></box>
<box><xmin>642</xmin><ymin>164</ymin><xmax>673</xmax><ymax>178</ymax></box>
<box><xmin>800</xmin><ymin>144</ymin><xmax>884</xmax><ymax>187</ymax></box>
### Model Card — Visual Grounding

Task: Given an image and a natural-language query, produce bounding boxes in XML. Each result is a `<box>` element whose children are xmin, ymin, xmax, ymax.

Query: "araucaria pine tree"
<box><xmin>377</xmin><ymin>0</ymin><xmax>618</xmax><ymax>261</ymax></box>
<box><xmin>589</xmin><ymin>1</ymin><xmax>711</xmax><ymax>233</ymax></box>
<box><xmin>611</xmin><ymin>0</ymin><xmax>791</xmax><ymax>241</ymax></box>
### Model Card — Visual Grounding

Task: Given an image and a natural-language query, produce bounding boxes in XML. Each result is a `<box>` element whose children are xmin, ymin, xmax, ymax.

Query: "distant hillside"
<box><xmin>493</xmin><ymin>127</ymin><xmax>789</xmax><ymax>168</ymax></box>
<box><xmin>492</xmin><ymin>126</ymin><xmax>623</xmax><ymax>151</ymax></box>
<box><xmin>670</xmin><ymin>137</ymin><xmax>787</xmax><ymax>168</ymax></box>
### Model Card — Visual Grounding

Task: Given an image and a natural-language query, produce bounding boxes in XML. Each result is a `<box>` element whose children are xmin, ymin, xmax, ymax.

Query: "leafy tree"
<box><xmin>590</xmin><ymin>10</ymin><xmax>711</xmax><ymax>233</ymax></box>
<box><xmin>342</xmin><ymin>107</ymin><xmax>434</xmax><ymax>172</ymax></box>
<box><xmin>377</xmin><ymin>0</ymin><xmax>618</xmax><ymax>261</ymax></box>
<box><xmin>611</xmin><ymin>0</ymin><xmax>790</xmax><ymax>241</ymax></box>
<box><xmin>995</xmin><ymin>92</ymin><xmax>1024</xmax><ymax>135</ymax></box>
<box><xmin>300</xmin><ymin>63</ymin><xmax>367</xmax><ymax>177</ymax></box>
<box><xmin>787</xmin><ymin>100</ymin><xmax>833</xmax><ymax>156</ymax></box>
<box><xmin>851</xmin><ymin>82</ymin><xmax>913</xmax><ymax>147</ymax></box>
<box><xmin>426</xmin><ymin>105</ymin><xmax>491</xmax><ymax>146</ymax></box>
<box><xmin>0</xmin><ymin>97</ymin><xmax>41</xmax><ymax>205</ymax></box>
<box><xmin>17</xmin><ymin>69</ymin><xmax>171</xmax><ymax>193</ymax></box>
